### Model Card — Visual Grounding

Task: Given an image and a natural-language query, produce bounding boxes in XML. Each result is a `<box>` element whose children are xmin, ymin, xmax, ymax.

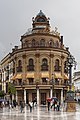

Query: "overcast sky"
<box><xmin>0</xmin><ymin>0</ymin><xmax>80</xmax><ymax>72</ymax></box>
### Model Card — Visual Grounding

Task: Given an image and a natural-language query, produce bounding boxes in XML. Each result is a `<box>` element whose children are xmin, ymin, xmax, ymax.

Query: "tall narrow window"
<box><xmin>41</xmin><ymin>58</ymin><xmax>48</xmax><ymax>71</ymax></box>
<box><xmin>18</xmin><ymin>60</ymin><xmax>22</xmax><ymax>67</ymax></box>
<box><xmin>54</xmin><ymin>59</ymin><xmax>60</xmax><ymax>71</ymax></box>
<box><xmin>64</xmin><ymin>61</ymin><xmax>68</xmax><ymax>73</ymax></box>
<box><xmin>49</xmin><ymin>39</ymin><xmax>54</xmax><ymax>47</ymax></box>
<box><xmin>32</xmin><ymin>39</ymin><xmax>36</xmax><ymax>47</ymax></box>
<box><xmin>27</xmin><ymin>58</ymin><xmax>34</xmax><ymax>71</ymax></box>
<box><xmin>40</xmin><ymin>39</ymin><xmax>45</xmax><ymax>47</ymax></box>
<box><xmin>17</xmin><ymin>60</ymin><xmax>22</xmax><ymax>72</ymax></box>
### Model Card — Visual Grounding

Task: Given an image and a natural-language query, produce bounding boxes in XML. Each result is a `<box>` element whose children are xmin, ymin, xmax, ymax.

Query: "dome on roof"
<box><xmin>37</xmin><ymin>10</ymin><xmax>46</xmax><ymax>17</ymax></box>
<box><xmin>32</xmin><ymin>10</ymin><xmax>50</xmax><ymax>31</ymax></box>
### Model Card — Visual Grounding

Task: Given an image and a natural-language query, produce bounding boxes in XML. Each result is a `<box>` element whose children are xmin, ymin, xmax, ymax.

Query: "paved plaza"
<box><xmin>0</xmin><ymin>104</ymin><xmax>80</xmax><ymax>120</ymax></box>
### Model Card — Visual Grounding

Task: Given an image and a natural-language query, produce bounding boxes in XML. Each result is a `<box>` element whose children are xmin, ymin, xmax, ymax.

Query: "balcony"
<box><xmin>54</xmin><ymin>66</ymin><xmax>61</xmax><ymax>72</ymax></box>
<box><xmin>64</xmin><ymin>68</ymin><xmax>68</xmax><ymax>73</ymax></box>
<box><xmin>16</xmin><ymin>66</ymin><xmax>22</xmax><ymax>72</ymax></box>
<box><xmin>27</xmin><ymin>65</ymin><xmax>34</xmax><ymax>71</ymax></box>
<box><xmin>41</xmin><ymin>65</ymin><xmax>48</xmax><ymax>71</ymax></box>
<box><xmin>13</xmin><ymin>80</ymin><xmax>68</xmax><ymax>89</ymax></box>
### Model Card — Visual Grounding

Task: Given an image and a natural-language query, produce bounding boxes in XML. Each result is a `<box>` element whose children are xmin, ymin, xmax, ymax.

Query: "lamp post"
<box><xmin>67</xmin><ymin>54</ymin><xmax>77</xmax><ymax>90</ymax></box>
<box><xmin>65</xmin><ymin>54</ymin><xmax>77</xmax><ymax>112</ymax></box>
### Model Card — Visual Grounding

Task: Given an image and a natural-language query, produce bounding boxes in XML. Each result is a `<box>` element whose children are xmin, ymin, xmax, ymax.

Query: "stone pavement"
<box><xmin>0</xmin><ymin>103</ymin><xmax>80</xmax><ymax>120</ymax></box>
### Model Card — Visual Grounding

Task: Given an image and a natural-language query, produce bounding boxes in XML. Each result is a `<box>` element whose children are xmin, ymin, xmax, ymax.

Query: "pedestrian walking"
<box><xmin>57</xmin><ymin>101</ymin><xmax>60</xmax><ymax>111</ymax></box>
<box><xmin>29</xmin><ymin>101</ymin><xmax>33</xmax><ymax>112</ymax></box>
<box><xmin>33</xmin><ymin>97</ymin><xmax>37</xmax><ymax>107</ymax></box>
<box><xmin>51</xmin><ymin>99</ymin><xmax>54</xmax><ymax>109</ymax></box>
<box><xmin>13</xmin><ymin>100</ymin><xmax>16</xmax><ymax>108</ymax></box>
<box><xmin>20</xmin><ymin>101</ymin><xmax>24</xmax><ymax>113</ymax></box>
<box><xmin>47</xmin><ymin>101</ymin><xmax>50</xmax><ymax>111</ymax></box>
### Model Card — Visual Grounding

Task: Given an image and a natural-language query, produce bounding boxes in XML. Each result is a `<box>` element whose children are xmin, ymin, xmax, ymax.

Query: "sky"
<box><xmin>0</xmin><ymin>0</ymin><xmax>80</xmax><ymax>73</ymax></box>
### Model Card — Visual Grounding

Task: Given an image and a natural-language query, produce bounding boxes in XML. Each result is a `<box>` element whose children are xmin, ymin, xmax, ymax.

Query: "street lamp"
<box><xmin>65</xmin><ymin>54</ymin><xmax>77</xmax><ymax>112</ymax></box>
<box><xmin>67</xmin><ymin>54</ymin><xmax>77</xmax><ymax>90</ymax></box>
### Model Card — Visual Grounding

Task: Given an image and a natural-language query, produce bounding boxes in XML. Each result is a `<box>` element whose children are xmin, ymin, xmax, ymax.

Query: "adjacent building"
<box><xmin>0</xmin><ymin>10</ymin><xmax>69</xmax><ymax>105</ymax></box>
<box><xmin>73</xmin><ymin>71</ymin><xmax>80</xmax><ymax>101</ymax></box>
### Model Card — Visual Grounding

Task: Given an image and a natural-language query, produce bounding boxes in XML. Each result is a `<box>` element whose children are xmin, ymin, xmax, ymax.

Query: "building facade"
<box><xmin>0</xmin><ymin>10</ymin><xmax>69</xmax><ymax>105</ymax></box>
<box><xmin>73</xmin><ymin>71</ymin><xmax>80</xmax><ymax>101</ymax></box>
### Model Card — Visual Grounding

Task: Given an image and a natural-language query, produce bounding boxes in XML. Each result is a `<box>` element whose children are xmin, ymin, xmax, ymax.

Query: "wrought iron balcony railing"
<box><xmin>27</xmin><ymin>65</ymin><xmax>34</xmax><ymax>71</ymax></box>
<box><xmin>16</xmin><ymin>66</ymin><xmax>22</xmax><ymax>72</ymax></box>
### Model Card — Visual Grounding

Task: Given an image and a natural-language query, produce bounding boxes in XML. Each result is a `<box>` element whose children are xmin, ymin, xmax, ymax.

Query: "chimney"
<box><xmin>60</xmin><ymin>36</ymin><xmax>63</xmax><ymax>45</ymax></box>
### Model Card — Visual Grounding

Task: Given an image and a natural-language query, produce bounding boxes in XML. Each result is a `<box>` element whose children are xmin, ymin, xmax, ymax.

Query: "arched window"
<box><xmin>64</xmin><ymin>61</ymin><xmax>68</xmax><ymax>73</ymax></box>
<box><xmin>42</xmin><ymin>58</ymin><xmax>48</xmax><ymax>65</ymax></box>
<box><xmin>29</xmin><ymin>59</ymin><xmax>34</xmax><ymax>65</ymax></box>
<box><xmin>56</xmin><ymin>41</ymin><xmax>59</xmax><ymax>47</ymax></box>
<box><xmin>37</xmin><ymin>17</ymin><xmax>46</xmax><ymax>22</ymax></box>
<box><xmin>32</xmin><ymin>39</ymin><xmax>36</xmax><ymax>47</ymax></box>
<box><xmin>18</xmin><ymin>60</ymin><xmax>22</xmax><ymax>67</ymax></box>
<box><xmin>49</xmin><ymin>39</ymin><xmax>54</xmax><ymax>47</ymax></box>
<box><xmin>40</xmin><ymin>39</ymin><xmax>45</xmax><ymax>47</ymax></box>
<box><xmin>41</xmin><ymin>58</ymin><xmax>48</xmax><ymax>71</ymax></box>
<box><xmin>27</xmin><ymin>58</ymin><xmax>34</xmax><ymax>71</ymax></box>
<box><xmin>17</xmin><ymin>60</ymin><xmax>22</xmax><ymax>72</ymax></box>
<box><xmin>54</xmin><ymin>59</ymin><xmax>60</xmax><ymax>71</ymax></box>
<box><xmin>54</xmin><ymin>41</ymin><xmax>59</xmax><ymax>48</ymax></box>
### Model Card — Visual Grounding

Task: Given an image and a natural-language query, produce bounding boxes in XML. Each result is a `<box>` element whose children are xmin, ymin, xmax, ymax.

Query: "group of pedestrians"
<box><xmin>47</xmin><ymin>99</ymin><xmax>60</xmax><ymax>111</ymax></box>
<box><xmin>20</xmin><ymin>98</ymin><xmax>37</xmax><ymax>113</ymax></box>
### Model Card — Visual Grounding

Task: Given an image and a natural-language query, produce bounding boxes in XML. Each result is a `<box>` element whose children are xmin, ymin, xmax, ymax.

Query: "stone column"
<box><xmin>61</xmin><ymin>55</ymin><xmax>65</xmax><ymax>85</ymax></box>
<box><xmin>12</xmin><ymin>94</ymin><xmax>14</xmax><ymax>104</ymax></box>
<box><xmin>4</xmin><ymin>70</ymin><xmax>6</xmax><ymax>93</ymax></box>
<box><xmin>2</xmin><ymin>71</ymin><xmax>4</xmax><ymax>91</ymax></box>
<box><xmin>50</xmin><ymin>87</ymin><xmax>52</xmax><ymax>98</ymax></box>
<box><xmin>24</xmin><ymin>89</ymin><xmax>26</xmax><ymax>104</ymax></box>
<box><xmin>50</xmin><ymin>53</ymin><xmax>54</xmax><ymax>78</ymax></box>
<box><xmin>9</xmin><ymin>63</ymin><xmax>11</xmax><ymax>82</ymax></box>
<box><xmin>22</xmin><ymin>54</ymin><xmax>26</xmax><ymax>81</ymax></box>
<box><xmin>37</xmin><ymin>87</ymin><xmax>39</xmax><ymax>106</ymax></box>
<box><xmin>16</xmin><ymin>91</ymin><xmax>18</xmax><ymax>102</ymax></box>
<box><xmin>61</xmin><ymin>88</ymin><xmax>63</xmax><ymax>105</ymax></box>
<box><xmin>35</xmin><ymin>52</ymin><xmax>40</xmax><ymax>83</ymax></box>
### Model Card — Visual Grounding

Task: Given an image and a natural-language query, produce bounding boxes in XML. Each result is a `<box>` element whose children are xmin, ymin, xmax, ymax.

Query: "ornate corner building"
<box><xmin>0</xmin><ymin>10</ymin><xmax>69</xmax><ymax>105</ymax></box>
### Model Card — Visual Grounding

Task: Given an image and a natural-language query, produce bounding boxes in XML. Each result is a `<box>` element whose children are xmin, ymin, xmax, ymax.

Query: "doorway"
<box><xmin>41</xmin><ymin>93</ymin><xmax>46</xmax><ymax>105</ymax></box>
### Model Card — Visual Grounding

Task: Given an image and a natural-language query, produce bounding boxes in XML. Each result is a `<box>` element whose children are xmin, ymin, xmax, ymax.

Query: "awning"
<box><xmin>64</xmin><ymin>74</ymin><xmax>69</xmax><ymax>80</ymax></box>
<box><xmin>26</xmin><ymin>73</ymin><xmax>34</xmax><ymax>78</ymax></box>
<box><xmin>54</xmin><ymin>73</ymin><xmax>63</xmax><ymax>79</ymax></box>
<box><xmin>41</xmin><ymin>72</ymin><xmax>49</xmax><ymax>78</ymax></box>
<box><xmin>15</xmin><ymin>74</ymin><xmax>22</xmax><ymax>79</ymax></box>
<box><xmin>11</xmin><ymin>75</ymin><xmax>16</xmax><ymax>80</ymax></box>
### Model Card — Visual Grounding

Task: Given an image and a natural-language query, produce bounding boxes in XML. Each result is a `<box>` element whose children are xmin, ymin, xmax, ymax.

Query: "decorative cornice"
<box><xmin>50</xmin><ymin>54</ymin><xmax>54</xmax><ymax>58</ymax></box>
<box><xmin>61</xmin><ymin>55</ymin><xmax>65</xmax><ymax>59</ymax></box>
<box><xmin>35</xmin><ymin>53</ymin><xmax>40</xmax><ymax>58</ymax></box>
<box><xmin>22</xmin><ymin>54</ymin><xmax>26</xmax><ymax>59</ymax></box>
